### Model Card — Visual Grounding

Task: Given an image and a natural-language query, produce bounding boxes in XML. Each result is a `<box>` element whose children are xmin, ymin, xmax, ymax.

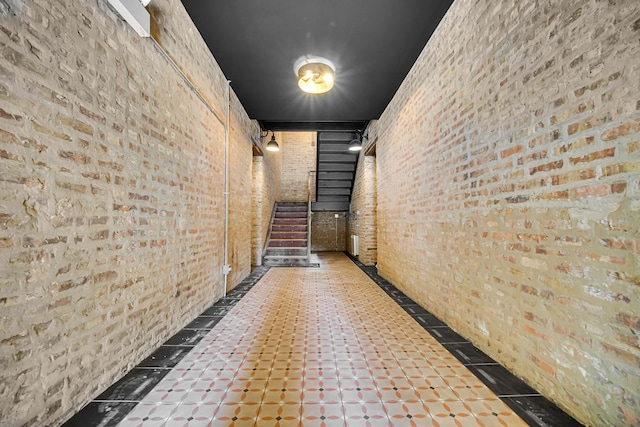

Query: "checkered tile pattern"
<box><xmin>119</xmin><ymin>253</ymin><xmax>528</xmax><ymax>426</ymax></box>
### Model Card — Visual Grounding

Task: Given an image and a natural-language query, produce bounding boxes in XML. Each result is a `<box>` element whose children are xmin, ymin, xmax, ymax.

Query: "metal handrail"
<box><xmin>307</xmin><ymin>171</ymin><xmax>316</xmax><ymax>258</ymax></box>
<box><xmin>262</xmin><ymin>201</ymin><xmax>278</xmax><ymax>261</ymax></box>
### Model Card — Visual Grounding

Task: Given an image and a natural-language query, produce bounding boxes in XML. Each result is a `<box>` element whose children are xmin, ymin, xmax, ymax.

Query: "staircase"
<box><xmin>263</xmin><ymin>202</ymin><xmax>312</xmax><ymax>267</ymax></box>
<box><xmin>313</xmin><ymin>131</ymin><xmax>359</xmax><ymax>212</ymax></box>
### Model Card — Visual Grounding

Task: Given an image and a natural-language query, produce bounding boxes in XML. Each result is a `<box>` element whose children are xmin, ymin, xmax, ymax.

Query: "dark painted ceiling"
<box><xmin>181</xmin><ymin>0</ymin><xmax>454</xmax><ymax>131</ymax></box>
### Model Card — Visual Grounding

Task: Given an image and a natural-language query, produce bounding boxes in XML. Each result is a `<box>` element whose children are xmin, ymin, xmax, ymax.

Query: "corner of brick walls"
<box><xmin>348</xmin><ymin>138</ymin><xmax>378</xmax><ymax>266</ymax></box>
<box><xmin>251</xmin><ymin>134</ymin><xmax>282</xmax><ymax>266</ymax></box>
<box><xmin>228</xmin><ymin>91</ymin><xmax>261</xmax><ymax>286</ymax></box>
<box><xmin>280</xmin><ymin>132</ymin><xmax>316</xmax><ymax>202</ymax></box>
<box><xmin>372</xmin><ymin>1</ymin><xmax>640</xmax><ymax>425</ymax></box>
<box><xmin>0</xmin><ymin>0</ymin><xmax>257</xmax><ymax>425</ymax></box>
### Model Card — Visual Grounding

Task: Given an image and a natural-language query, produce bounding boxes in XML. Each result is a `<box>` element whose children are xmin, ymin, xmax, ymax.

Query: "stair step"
<box><xmin>272</xmin><ymin>225</ymin><xmax>307</xmax><ymax>232</ymax></box>
<box><xmin>276</xmin><ymin>205</ymin><xmax>308</xmax><ymax>212</ymax></box>
<box><xmin>277</xmin><ymin>202</ymin><xmax>307</xmax><ymax>207</ymax></box>
<box><xmin>269</xmin><ymin>240</ymin><xmax>307</xmax><ymax>248</ymax></box>
<box><xmin>273</xmin><ymin>218</ymin><xmax>307</xmax><ymax>225</ymax></box>
<box><xmin>265</xmin><ymin>248</ymin><xmax>308</xmax><ymax>257</ymax></box>
<box><xmin>263</xmin><ymin>258</ymin><xmax>318</xmax><ymax>267</ymax></box>
<box><xmin>263</xmin><ymin>255</ymin><xmax>307</xmax><ymax>259</ymax></box>
<box><xmin>275</xmin><ymin>211</ymin><xmax>308</xmax><ymax>218</ymax></box>
<box><xmin>312</xmin><ymin>201</ymin><xmax>350</xmax><ymax>211</ymax></box>
<box><xmin>318</xmin><ymin>187</ymin><xmax>351</xmax><ymax>196</ymax></box>
<box><xmin>316</xmin><ymin>195</ymin><xmax>350</xmax><ymax>202</ymax></box>
<box><xmin>263</xmin><ymin>202</ymin><xmax>312</xmax><ymax>264</ymax></box>
<box><xmin>271</xmin><ymin>232</ymin><xmax>307</xmax><ymax>239</ymax></box>
<box><xmin>274</xmin><ymin>217</ymin><xmax>307</xmax><ymax>222</ymax></box>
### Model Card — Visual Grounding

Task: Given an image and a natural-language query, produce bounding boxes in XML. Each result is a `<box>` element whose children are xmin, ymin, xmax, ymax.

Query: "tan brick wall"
<box><xmin>372</xmin><ymin>1</ymin><xmax>640</xmax><ymax>425</ymax></box>
<box><xmin>0</xmin><ymin>0</ymin><xmax>258</xmax><ymax>425</ymax></box>
<box><xmin>348</xmin><ymin>150</ymin><xmax>377</xmax><ymax>265</ymax></box>
<box><xmin>251</xmin><ymin>133</ymin><xmax>282</xmax><ymax>266</ymax></box>
<box><xmin>311</xmin><ymin>212</ymin><xmax>347</xmax><ymax>252</ymax></box>
<box><xmin>280</xmin><ymin>132</ymin><xmax>316</xmax><ymax>202</ymax></box>
<box><xmin>228</xmin><ymin>92</ymin><xmax>261</xmax><ymax>286</ymax></box>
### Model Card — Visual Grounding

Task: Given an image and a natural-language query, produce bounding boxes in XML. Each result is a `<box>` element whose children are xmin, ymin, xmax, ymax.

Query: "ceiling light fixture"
<box><xmin>294</xmin><ymin>56</ymin><xmax>335</xmax><ymax>94</ymax></box>
<box><xmin>265</xmin><ymin>131</ymin><xmax>280</xmax><ymax>152</ymax></box>
<box><xmin>348</xmin><ymin>133</ymin><xmax>363</xmax><ymax>152</ymax></box>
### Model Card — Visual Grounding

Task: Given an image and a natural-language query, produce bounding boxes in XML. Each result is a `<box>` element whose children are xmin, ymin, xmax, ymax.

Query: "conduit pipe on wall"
<box><xmin>149</xmin><ymin>38</ymin><xmax>230</xmax><ymax>299</ymax></box>
<box><xmin>223</xmin><ymin>81</ymin><xmax>231</xmax><ymax>297</ymax></box>
<box><xmin>150</xmin><ymin>39</ymin><xmax>225</xmax><ymax>125</ymax></box>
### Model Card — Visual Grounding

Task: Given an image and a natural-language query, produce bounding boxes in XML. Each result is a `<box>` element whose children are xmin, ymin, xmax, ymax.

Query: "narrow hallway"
<box><xmin>66</xmin><ymin>253</ymin><xmax>579</xmax><ymax>427</ymax></box>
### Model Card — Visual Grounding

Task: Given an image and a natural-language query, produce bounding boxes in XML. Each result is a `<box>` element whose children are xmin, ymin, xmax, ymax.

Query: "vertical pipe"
<box><xmin>335</xmin><ymin>214</ymin><xmax>338</xmax><ymax>250</ymax></box>
<box><xmin>223</xmin><ymin>81</ymin><xmax>231</xmax><ymax>297</ymax></box>
<box><xmin>306</xmin><ymin>171</ymin><xmax>313</xmax><ymax>259</ymax></box>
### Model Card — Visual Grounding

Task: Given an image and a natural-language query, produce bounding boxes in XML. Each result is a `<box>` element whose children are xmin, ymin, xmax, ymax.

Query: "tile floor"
<box><xmin>64</xmin><ymin>253</ymin><xmax>582</xmax><ymax>427</ymax></box>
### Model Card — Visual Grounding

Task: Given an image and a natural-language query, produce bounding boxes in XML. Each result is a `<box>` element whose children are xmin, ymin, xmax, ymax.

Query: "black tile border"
<box><xmin>162</xmin><ymin>328</ymin><xmax>209</xmax><ymax>347</ymax></box>
<box><xmin>199</xmin><ymin>305</ymin><xmax>233</xmax><ymax>317</ymax></box>
<box><xmin>345</xmin><ymin>252</ymin><xmax>584</xmax><ymax>427</ymax></box>
<box><xmin>65</xmin><ymin>256</ymin><xmax>584</xmax><ymax>427</ymax></box>
<box><xmin>466</xmin><ymin>364</ymin><xmax>540</xmax><ymax>396</ymax></box>
<box><xmin>94</xmin><ymin>368</ymin><xmax>170</xmax><ymax>402</ymax></box>
<box><xmin>61</xmin><ymin>265</ymin><xmax>270</xmax><ymax>427</ymax></box>
<box><xmin>503</xmin><ymin>396</ymin><xmax>585</xmax><ymax>427</ymax></box>
<box><xmin>443</xmin><ymin>342</ymin><xmax>497</xmax><ymax>366</ymax></box>
<box><xmin>184</xmin><ymin>315</ymin><xmax>225</xmax><ymax>330</ymax></box>
<box><xmin>136</xmin><ymin>345</ymin><xmax>193</xmax><ymax>368</ymax></box>
<box><xmin>424</xmin><ymin>326</ymin><xmax>468</xmax><ymax>344</ymax></box>
<box><xmin>61</xmin><ymin>402</ymin><xmax>139</xmax><ymax>427</ymax></box>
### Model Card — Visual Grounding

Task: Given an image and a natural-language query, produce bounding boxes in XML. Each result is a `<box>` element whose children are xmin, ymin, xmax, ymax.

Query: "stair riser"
<box><xmin>270</xmin><ymin>232</ymin><xmax>307</xmax><ymax>240</ymax></box>
<box><xmin>265</xmin><ymin>248</ymin><xmax>307</xmax><ymax>256</ymax></box>
<box><xmin>275</xmin><ymin>212</ymin><xmax>308</xmax><ymax>218</ymax></box>
<box><xmin>264</xmin><ymin>203</ymin><xmax>310</xmax><ymax>263</ymax></box>
<box><xmin>276</xmin><ymin>206</ymin><xmax>308</xmax><ymax>212</ymax></box>
<box><xmin>273</xmin><ymin>218</ymin><xmax>307</xmax><ymax>225</ymax></box>
<box><xmin>269</xmin><ymin>240</ymin><xmax>307</xmax><ymax>248</ymax></box>
<box><xmin>263</xmin><ymin>259</ymin><xmax>314</xmax><ymax>267</ymax></box>
<box><xmin>272</xmin><ymin>225</ymin><xmax>307</xmax><ymax>232</ymax></box>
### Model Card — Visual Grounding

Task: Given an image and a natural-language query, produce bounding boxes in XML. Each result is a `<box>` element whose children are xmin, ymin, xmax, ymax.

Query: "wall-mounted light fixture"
<box><xmin>348</xmin><ymin>132</ymin><xmax>363</xmax><ymax>152</ymax></box>
<box><xmin>293</xmin><ymin>56</ymin><xmax>335</xmax><ymax>94</ymax></box>
<box><xmin>264</xmin><ymin>130</ymin><xmax>280</xmax><ymax>152</ymax></box>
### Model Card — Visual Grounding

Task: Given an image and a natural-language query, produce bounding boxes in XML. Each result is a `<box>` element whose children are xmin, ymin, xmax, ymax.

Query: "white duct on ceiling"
<box><xmin>107</xmin><ymin>0</ymin><xmax>151</xmax><ymax>37</ymax></box>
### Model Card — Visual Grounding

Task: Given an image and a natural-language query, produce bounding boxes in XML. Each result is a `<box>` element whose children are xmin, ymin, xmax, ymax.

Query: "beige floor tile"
<box><xmin>211</xmin><ymin>402</ymin><xmax>260</xmax><ymax>423</ymax></box>
<box><xmin>119</xmin><ymin>253</ymin><xmax>531</xmax><ymax>427</ymax></box>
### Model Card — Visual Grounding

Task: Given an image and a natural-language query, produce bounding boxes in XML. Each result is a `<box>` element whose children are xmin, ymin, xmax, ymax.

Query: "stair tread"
<box><xmin>271</xmin><ymin>232</ymin><xmax>307</xmax><ymax>234</ymax></box>
<box><xmin>267</xmin><ymin>246</ymin><xmax>307</xmax><ymax>249</ymax></box>
<box><xmin>274</xmin><ymin>217</ymin><xmax>307</xmax><ymax>219</ymax></box>
<box><xmin>263</xmin><ymin>255</ymin><xmax>308</xmax><ymax>259</ymax></box>
<box><xmin>266</xmin><ymin>246</ymin><xmax>307</xmax><ymax>249</ymax></box>
<box><xmin>271</xmin><ymin>237</ymin><xmax>307</xmax><ymax>240</ymax></box>
<box><xmin>264</xmin><ymin>203</ymin><xmax>313</xmax><ymax>264</ymax></box>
